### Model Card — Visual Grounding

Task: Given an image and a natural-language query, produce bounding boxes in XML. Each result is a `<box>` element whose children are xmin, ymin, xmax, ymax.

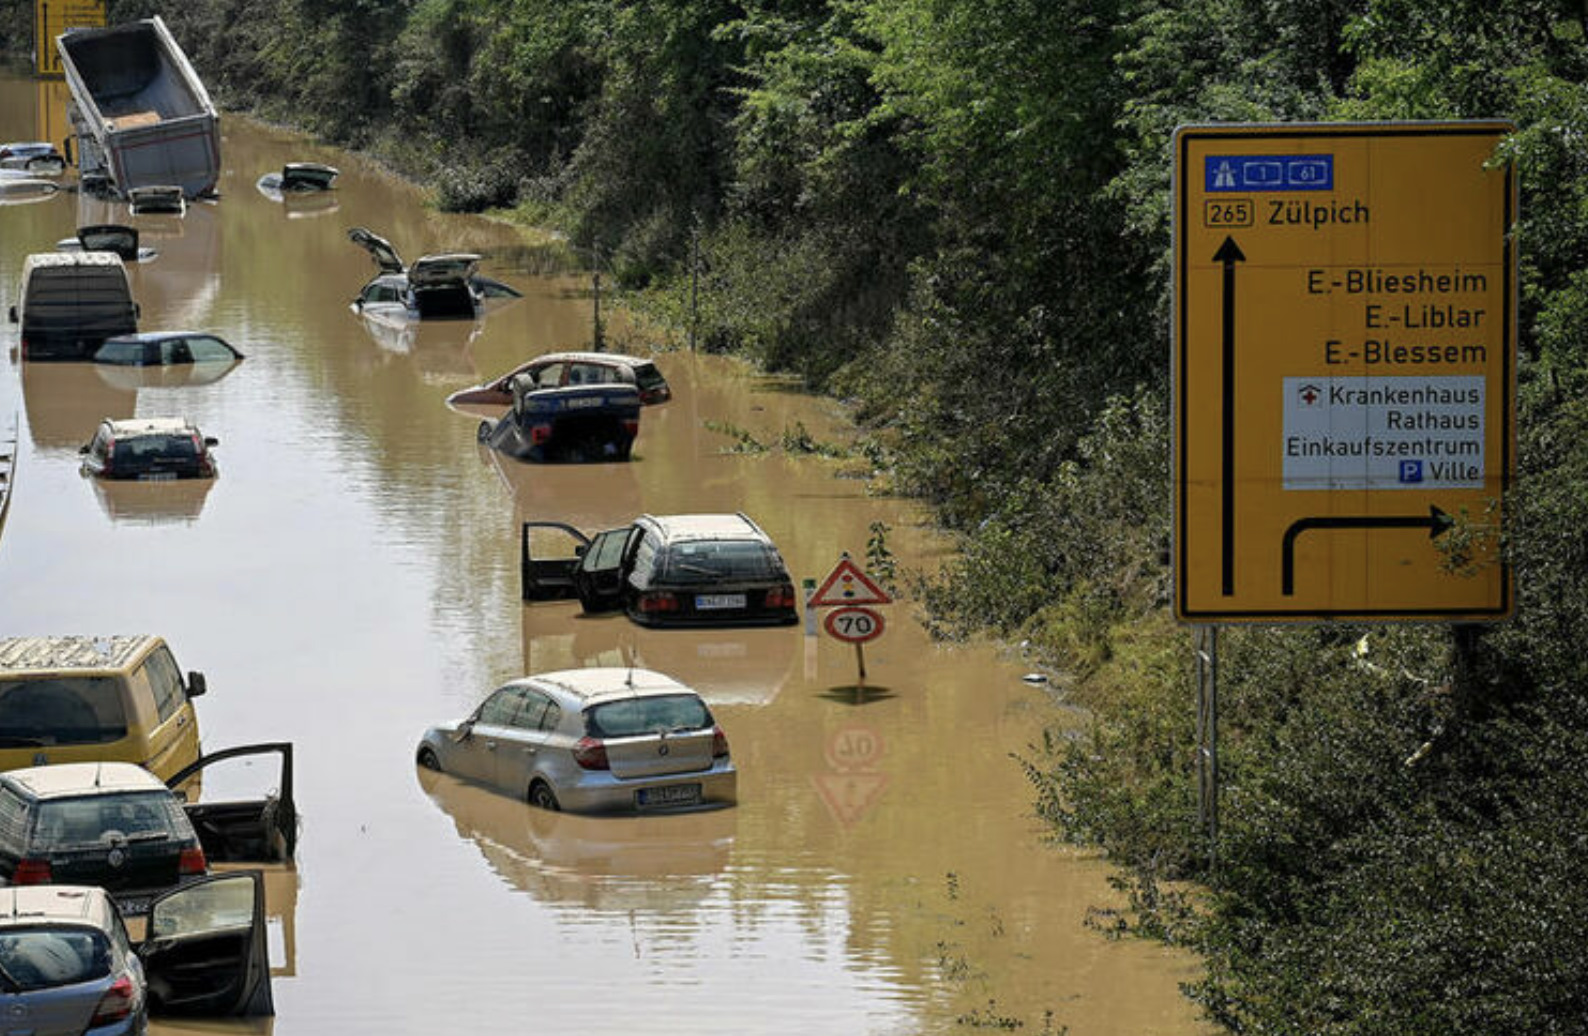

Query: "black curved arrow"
<box><xmin>1281</xmin><ymin>506</ymin><xmax>1455</xmax><ymax>595</ymax></box>
<box><xmin>1214</xmin><ymin>236</ymin><xmax>1245</xmax><ymax>596</ymax></box>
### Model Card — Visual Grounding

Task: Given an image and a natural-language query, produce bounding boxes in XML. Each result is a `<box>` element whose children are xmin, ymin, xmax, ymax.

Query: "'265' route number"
<box><xmin>824</xmin><ymin>606</ymin><xmax>885</xmax><ymax>644</ymax></box>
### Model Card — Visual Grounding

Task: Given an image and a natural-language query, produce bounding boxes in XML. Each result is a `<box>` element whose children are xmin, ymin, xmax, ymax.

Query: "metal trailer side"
<box><xmin>55</xmin><ymin>16</ymin><xmax>220</xmax><ymax>199</ymax></box>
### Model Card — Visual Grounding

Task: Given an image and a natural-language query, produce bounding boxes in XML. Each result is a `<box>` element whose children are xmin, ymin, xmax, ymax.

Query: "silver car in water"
<box><xmin>415</xmin><ymin>668</ymin><xmax>736</xmax><ymax>813</ymax></box>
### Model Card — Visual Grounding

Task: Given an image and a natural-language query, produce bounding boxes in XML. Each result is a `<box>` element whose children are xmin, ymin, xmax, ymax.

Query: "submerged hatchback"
<box><xmin>79</xmin><ymin>418</ymin><xmax>218</xmax><ymax>480</ymax></box>
<box><xmin>0</xmin><ymin>763</ymin><xmax>206</xmax><ymax>913</ymax></box>
<box><xmin>417</xmin><ymin>668</ymin><xmax>736</xmax><ymax>814</ymax></box>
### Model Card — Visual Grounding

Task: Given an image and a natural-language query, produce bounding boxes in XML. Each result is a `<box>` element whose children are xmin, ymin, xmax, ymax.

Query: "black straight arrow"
<box><xmin>1281</xmin><ymin>506</ymin><xmax>1455</xmax><ymax>596</ymax></box>
<box><xmin>1214</xmin><ymin>236</ymin><xmax>1245</xmax><ymax>596</ymax></box>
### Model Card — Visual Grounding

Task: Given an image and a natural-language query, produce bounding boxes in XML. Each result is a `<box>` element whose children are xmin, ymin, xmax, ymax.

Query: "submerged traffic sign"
<box><xmin>1173</xmin><ymin>123</ymin><xmax>1515</xmax><ymax>623</ymax></box>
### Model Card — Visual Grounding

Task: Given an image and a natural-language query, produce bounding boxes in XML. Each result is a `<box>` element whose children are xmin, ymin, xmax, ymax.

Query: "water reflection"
<box><xmin>417</xmin><ymin>766</ymin><xmax>734</xmax><ymax>914</ymax></box>
<box><xmin>94</xmin><ymin>360</ymin><xmax>243</xmax><ymax>392</ymax></box>
<box><xmin>354</xmin><ymin>309</ymin><xmax>482</xmax><ymax>379</ymax></box>
<box><xmin>20</xmin><ymin>362</ymin><xmax>135</xmax><ymax>452</ymax></box>
<box><xmin>88</xmin><ymin>475</ymin><xmax>216</xmax><ymax>523</ymax></box>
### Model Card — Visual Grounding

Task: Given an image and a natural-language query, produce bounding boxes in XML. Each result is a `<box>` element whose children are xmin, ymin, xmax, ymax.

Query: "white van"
<box><xmin>7</xmin><ymin>252</ymin><xmax>139</xmax><ymax>361</ymax></box>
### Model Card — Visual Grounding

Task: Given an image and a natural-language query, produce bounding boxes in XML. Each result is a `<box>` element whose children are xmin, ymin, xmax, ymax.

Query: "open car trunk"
<box><xmin>167</xmin><ymin>742</ymin><xmax>297</xmax><ymax>863</ymax></box>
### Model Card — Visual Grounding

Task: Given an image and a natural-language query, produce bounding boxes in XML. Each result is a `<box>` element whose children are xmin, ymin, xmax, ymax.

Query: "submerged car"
<box><xmin>0</xmin><ymin>142</ymin><xmax>66</xmax><ymax>175</ymax></box>
<box><xmin>93</xmin><ymin>332</ymin><xmax>243</xmax><ymax>367</ymax></box>
<box><xmin>416</xmin><ymin>667</ymin><xmax>736</xmax><ymax>814</ymax></box>
<box><xmin>79</xmin><ymin>418</ymin><xmax>218</xmax><ymax>480</ymax></box>
<box><xmin>0</xmin><ymin>877</ymin><xmax>273</xmax><ymax>1031</ymax></box>
<box><xmin>521</xmin><ymin>513</ymin><xmax>801</xmax><ymax>627</ymax></box>
<box><xmin>257</xmin><ymin>162</ymin><xmax>338</xmax><ymax>195</ymax></box>
<box><xmin>448</xmin><ymin>351</ymin><xmax>672</xmax><ymax>410</ymax></box>
<box><xmin>478</xmin><ymin>374</ymin><xmax>641</xmax><ymax>463</ymax></box>
<box><xmin>348</xmin><ymin>226</ymin><xmax>522</xmax><ymax>320</ymax></box>
<box><xmin>55</xmin><ymin>224</ymin><xmax>155</xmax><ymax>263</ymax></box>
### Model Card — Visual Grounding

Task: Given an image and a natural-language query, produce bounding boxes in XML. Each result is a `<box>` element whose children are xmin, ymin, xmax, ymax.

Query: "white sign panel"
<box><xmin>1283</xmin><ymin>376</ymin><xmax>1485</xmax><ymax>490</ymax></box>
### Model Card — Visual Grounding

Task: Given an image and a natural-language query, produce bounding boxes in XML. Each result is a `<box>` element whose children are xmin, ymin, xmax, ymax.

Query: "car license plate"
<box><xmin>637</xmin><ymin>784</ymin><xmax>701</xmax><ymax>808</ymax></box>
<box><xmin>138</xmin><ymin>472</ymin><xmax>177</xmax><ymax>481</ymax></box>
<box><xmin>695</xmin><ymin>593</ymin><xmax>746</xmax><ymax>610</ymax></box>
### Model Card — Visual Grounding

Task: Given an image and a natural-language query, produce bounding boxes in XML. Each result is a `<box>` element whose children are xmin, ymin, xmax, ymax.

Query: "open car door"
<box><xmin>167</xmin><ymin>743</ymin><xmax>297</xmax><ymax>863</ymax></box>
<box><xmin>139</xmin><ymin>870</ymin><xmax>273</xmax><ymax>1017</ymax></box>
<box><xmin>347</xmin><ymin>226</ymin><xmax>406</xmax><ymax>273</ymax></box>
<box><xmin>571</xmin><ymin>526</ymin><xmax>634</xmax><ymax>613</ymax></box>
<box><xmin>521</xmin><ymin>521</ymin><xmax>592</xmax><ymax>601</ymax></box>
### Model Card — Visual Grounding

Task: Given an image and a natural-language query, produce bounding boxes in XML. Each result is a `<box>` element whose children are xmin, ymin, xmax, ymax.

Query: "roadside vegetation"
<box><xmin>8</xmin><ymin>0</ymin><xmax>1588</xmax><ymax>1030</ymax></box>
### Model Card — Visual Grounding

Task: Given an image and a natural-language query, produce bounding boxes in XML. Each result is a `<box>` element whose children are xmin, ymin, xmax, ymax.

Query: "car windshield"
<box><xmin>0</xmin><ymin>679</ymin><xmax>128</xmax><ymax>746</ymax></box>
<box><xmin>658</xmin><ymin>541</ymin><xmax>781</xmax><ymax>584</ymax></box>
<box><xmin>585</xmin><ymin>694</ymin><xmax>711</xmax><ymax>738</ymax></box>
<box><xmin>35</xmin><ymin>792</ymin><xmax>187</xmax><ymax>849</ymax></box>
<box><xmin>0</xmin><ymin>928</ymin><xmax>110</xmax><ymax>991</ymax></box>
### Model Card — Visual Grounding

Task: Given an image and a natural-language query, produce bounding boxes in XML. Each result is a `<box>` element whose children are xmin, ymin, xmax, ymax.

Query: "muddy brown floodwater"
<box><xmin>0</xmin><ymin>75</ymin><xmax>1212</xmax><ymax>1035</ymax></box>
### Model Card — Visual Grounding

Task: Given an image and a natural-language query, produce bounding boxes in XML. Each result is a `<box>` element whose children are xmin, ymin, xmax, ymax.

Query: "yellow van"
<box><xmin>0</xmin><ymin>635</ymin><xmax>204</xmax><ymax>779</ymax></box>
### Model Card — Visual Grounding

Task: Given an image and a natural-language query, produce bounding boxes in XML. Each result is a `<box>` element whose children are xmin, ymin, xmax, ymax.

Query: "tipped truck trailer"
<box><xmin>56</xmin><ymin>16</ymin><xmax>220</xmax><ymax>199</ymax></box>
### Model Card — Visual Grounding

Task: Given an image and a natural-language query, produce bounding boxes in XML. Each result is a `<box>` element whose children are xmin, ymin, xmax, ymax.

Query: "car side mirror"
<box><xmin>456</xmin><ymin>720</ymin><xmax>474</xmax><ymax>740</ymax></box>
<box><xmin>186</xmin><ymin>671</ymin><xmax>207</xmax><ymax>697</ymax></box>
<box><xmin>133</xmin><ymin>303</ymin><xmax>140</xmax><ymax>319</ymax></box>
<box><xmin>204</xmin><ymin>436</ymin><xmax>219</xmax><ymax>447</ymax></box>
<box><xmin>574</xmin><ymin>545</ymin><xmax>588</xmax><ymax>557</ymax></box>
<box><xmin>78</xmin><ymin>444</ymin><xmax>89</xmax><ymax>454</ymax></box>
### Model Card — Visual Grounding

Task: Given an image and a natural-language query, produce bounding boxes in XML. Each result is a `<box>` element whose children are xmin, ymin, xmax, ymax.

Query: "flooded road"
<box><xmin>0</xmin><ymin>76</ymin><xmax>1210</xmax><ymax>1034</ymax></box>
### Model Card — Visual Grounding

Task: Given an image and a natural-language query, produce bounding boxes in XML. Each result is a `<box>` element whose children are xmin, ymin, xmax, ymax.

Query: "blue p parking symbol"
<box><xmin>1399</xmin><ymin>460</ymin><xmax>1424</xmax><ymax>484</ymax></box>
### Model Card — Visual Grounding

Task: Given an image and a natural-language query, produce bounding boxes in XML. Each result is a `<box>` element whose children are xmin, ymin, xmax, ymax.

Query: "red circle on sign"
<box><xmin>823</xmin><ymin>606</ymin><xmax>885</xmax><ymax>644</ymax></box>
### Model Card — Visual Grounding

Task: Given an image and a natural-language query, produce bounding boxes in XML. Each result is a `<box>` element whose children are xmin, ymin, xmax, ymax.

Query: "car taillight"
<box><xmin>622</xmin><ymin>419</ymin><xmax>639</xmax><ymax>438</ymax></box>
<box><xmin>636</xmin><ymin>591</ymin><xmax>680</xmax><ymax>613</ymax></box>
<box><xmin>12</xmin><ymin>858</ymin><xmax>51</xmax><ymax>884</ymax></box>
<box><xmin>90</xmin><ymin>975</ymin><xmax>136</xmax><ymax>1026</ymax></box>
<box><xmin>712</xmin><ymin>726</ymin><xmax>730</xmax><ymax>759</ymax></box>
<box><xmin>179</xmin><ymin>846</ymin><xmax>207</xmax><ymax>875</ymax></box>
<box><xmin>765</xmin><ymin>583</ymin><xmax>797</xmax><ymax>609</ymax></box>
<box><xmin>573</xmin><ymin>736</ymin><xmax>609</xmax><ymax>771</ymax></box>
<box><xmin>530</xmin><ymin>424</ymin><xmax>553</xmax><ymax>445</ymax></box>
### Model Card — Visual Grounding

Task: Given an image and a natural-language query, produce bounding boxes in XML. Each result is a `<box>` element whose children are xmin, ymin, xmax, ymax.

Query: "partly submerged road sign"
<box><xmin>1174</xmin><ymin>123</ymin><xmax>1515</xmax><ymax>623</ymax></box>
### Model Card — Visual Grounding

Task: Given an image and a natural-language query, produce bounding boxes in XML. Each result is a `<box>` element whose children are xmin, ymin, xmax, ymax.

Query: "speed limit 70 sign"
<box><xmin>823</xmin><ymin>606</ymin><xmax>885</xmax><ymax>644</ymax></box>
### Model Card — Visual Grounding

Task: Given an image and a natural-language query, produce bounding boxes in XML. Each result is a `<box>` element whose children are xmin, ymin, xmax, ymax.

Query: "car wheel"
<box><xmin>417</xmin><ymin>747</ymin><xmax>442</xmax><ymax>772</ymax></box>
<box><xmin>528</xmin><ymin>780</ymin><xmax>561</xmax><ymax>811</ymax></box>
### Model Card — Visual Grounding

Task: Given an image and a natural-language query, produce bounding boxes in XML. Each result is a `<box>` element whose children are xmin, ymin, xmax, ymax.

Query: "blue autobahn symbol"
<box><xmin>1206</xmin><ymin>154</ymin><xmax>1334</xmax><ymax>192</ymax></box>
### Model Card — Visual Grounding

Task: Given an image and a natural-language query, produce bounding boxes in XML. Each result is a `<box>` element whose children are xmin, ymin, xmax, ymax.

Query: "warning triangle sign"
<box><xmin>809</xmin><ymin>556</ymin><xmax>892</xmax><ymax>607</ymax></box>
<box><xmin>811</xmin><ymin>772</ymin><xmax>889</xmax><ymax>827</ymax></box>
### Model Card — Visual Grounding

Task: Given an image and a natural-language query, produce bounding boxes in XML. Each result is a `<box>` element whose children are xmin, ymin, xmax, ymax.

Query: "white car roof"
<box><xmin>2</xmin><ymin>761</ymin><xmax>169</xmax><ymax>799</ymax></box>
<box><xmin>103</xmin><ymin>417</ymin><xmax>198</xmax><ymax>437</ymax></box>
<box><xmin>0</xmin><ymin>886</ymin><xmax>116</xmax><ymax>930</ymax></box>
<box><xmin>528</xmin><ymin>667</ymin><xmax>693</xmax><ymax>704</ymax></box>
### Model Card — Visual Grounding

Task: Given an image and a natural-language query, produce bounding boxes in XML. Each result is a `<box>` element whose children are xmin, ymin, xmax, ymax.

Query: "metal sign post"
<box><xmin>1195</xmin><ymin>626</ymin><xmax>1219</xmax><ymax>870</ymax></box>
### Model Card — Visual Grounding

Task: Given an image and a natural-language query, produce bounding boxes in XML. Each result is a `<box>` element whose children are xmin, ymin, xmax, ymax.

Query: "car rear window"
<box><xmin>633</xmin><ymin>364</ymin><xmax>666</xmax><ymax>391</ymax></box>
<box><xmin>119</xmin><ymin>435</ymin><xmax>199</xmax><ymax>463</ymax></box>
<box><xmin>0</xmin><ymin>928</ymin><xmax>110</xmax><ymax>989</ymax></box>
<box><xmin>585</xmin><ymin>694</ymin><xmax>711</xmax><ymax>738</ymax></box>
<box><xmin>658</xmin><ymin>541</ymin><xmax>782</xmax><ymax>583</ymax></box>
<box><xmin>34</xmin><ymin>792</ymin><xmax>189</xmax><ymax>850</ymax></box>
<box><xmin>0</xmin><ymin>679</ymin><xmax>129</xmax><ymax>746</ymax></box>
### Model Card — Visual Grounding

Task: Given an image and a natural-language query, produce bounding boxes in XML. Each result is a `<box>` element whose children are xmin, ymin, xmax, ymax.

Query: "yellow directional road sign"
<box><xmin>34</xmin><ymin>0</ymin><xmax>105</xmax><ymax>77</ymax></box>
<box><xmin>1173</xmin><ymin>123</ymin><xmax>1515</xmax><ymax>623</ymax></box>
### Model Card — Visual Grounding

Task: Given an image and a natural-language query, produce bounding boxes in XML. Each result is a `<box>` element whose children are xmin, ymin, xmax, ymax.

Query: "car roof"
<box><xmin>23</xmin><ymin>251</ymin><xmax>126</xmax><ymax>271</ymax></box>
<box><xmin>535</xmin><ymin>352</ymin><xmax>656</xmax><ymax>369</ymax></box>
<box><xmin>0</xmin><ymin>635</ymin><xmax>157</xmax><ymax>675</ymax></box>
<box><xmin>101</xmin><ymin>417</ymin><xmax>199</xmax><ymax>437</ymax></box>
<box><xmin>525</xmin><ymin>667</ymin><xmax>694</xmax><ymax>706</ymax></box>
<box><xmin>2</xmin><ymin>761</ymin><xmax>169</xmax><ymax>800</ymax></box>
<box><xmin>0</xmin><ymin>886</ymin><xmax>115</xmax><ymax>930</ymax></box>
<box><xmin>102</xmin><ymin>332</ymin><xmax>207</xmax><ymax>344</ymax></box>
<box><xmin>638</xmin><ymin>513</ymin><xmax>770</xmax><ymax>544</ymax></box>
